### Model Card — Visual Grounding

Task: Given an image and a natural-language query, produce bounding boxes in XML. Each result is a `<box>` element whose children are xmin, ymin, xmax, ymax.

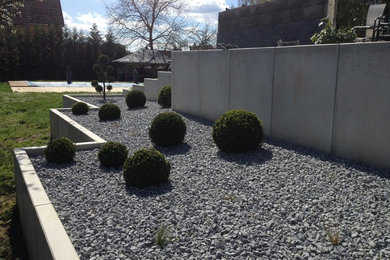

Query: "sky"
<box><xmin>60</xmin><ymin>0</ymin><xmax>236</xmax><ymax>35</ymax></box>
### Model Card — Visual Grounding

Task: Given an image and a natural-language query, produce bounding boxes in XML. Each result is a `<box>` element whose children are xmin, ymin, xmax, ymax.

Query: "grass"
<box><xmin>154</xmin><ymin>225</ymin><xmax>170</xmax><ymax>248</ymax></box>
<box><xmin>0</xmin><ymin>82</ymin><xmax>63</xmax><ymax>259</ymax></box>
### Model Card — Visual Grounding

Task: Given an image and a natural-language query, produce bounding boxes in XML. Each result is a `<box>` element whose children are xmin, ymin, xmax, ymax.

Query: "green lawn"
<box><xmin>0</xmin><ymin>82</ymin><xmax>63</xmax><ymax>259</ymax></box>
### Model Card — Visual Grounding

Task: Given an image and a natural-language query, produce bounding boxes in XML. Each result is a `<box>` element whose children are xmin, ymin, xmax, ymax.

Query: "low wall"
<box><xmin>172</xmin><ymin>42</ymin><xmax>390</xmax><ymax>169</ymax></box>
<box><xmin>15</xmin><ymin>97</ymin><xmax>110</xmax><ymax>259</ymax></box>
<box><xmin>144</xmin><ymin>71</ymin><xmax>172</xmax><ymax>101</ymax></box>
<box><xmin>14</xmin><ymin>148</ymin><xmax>80</xmax><ymax>260</ymax></box>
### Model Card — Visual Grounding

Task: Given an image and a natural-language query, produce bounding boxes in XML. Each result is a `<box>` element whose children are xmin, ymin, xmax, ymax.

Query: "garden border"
<box><xmin>13</xmin><ymin>94</ymin><xmax>116</xmax><ymax>260</ymax></box>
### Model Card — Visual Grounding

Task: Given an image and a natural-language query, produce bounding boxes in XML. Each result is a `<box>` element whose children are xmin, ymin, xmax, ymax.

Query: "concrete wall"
<box><xmin>144</xmin><ymin>71</ymin><xmax>172</xmax><ymax>101</ymax></box>
<box><xmin>272</xmin><ymin>44</ymin><xmax>338</xmax><ymax>152</ymax></box>
<box><xmin>14</xmin><ymin>149</ymin><xmax>79</xmax><ymax>260</ymax></box>
<box><xmin>50</xmin><ymin>108</ymin><xmax>105</xmax><ymax>145</ymax></box>
<box><xmin>217</xmin><ymin>0</ymin><xmax>328</xmax><ymax>47</ymax></box>
<box><xmin>172</xmin><ymin>42</ymin><xmax>390</xmax><ymax>169</ymax></box>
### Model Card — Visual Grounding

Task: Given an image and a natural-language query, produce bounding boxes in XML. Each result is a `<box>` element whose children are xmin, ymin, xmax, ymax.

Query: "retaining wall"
<box><xmin>172</xmin><ymin>42</ymin><xmax>390</xmax><ymax>169</ymax></box>
<box><xmin>143</xmin><ymin>71</ymin><xmax>172</xmax><ymax>101</ymax></box>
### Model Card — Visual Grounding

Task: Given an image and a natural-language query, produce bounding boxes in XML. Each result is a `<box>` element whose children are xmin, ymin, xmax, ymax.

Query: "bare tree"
<box><xmin>106</xmin><ymin>0</ymin><xmax>186</xmax><ymax>50</ymax></box>
<box><xmin>188</xmin><ymin>23</ymin><xmax>217</xmax><ymax>50</ymax></box>
<box><xmin>0</xmin><ymin>0</ymin><xmax>24</xmax><ymax>29</ymax></box>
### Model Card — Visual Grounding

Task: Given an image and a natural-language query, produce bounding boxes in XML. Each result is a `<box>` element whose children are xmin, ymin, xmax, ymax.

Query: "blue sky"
<box><xmin>60</xmin><ymin>0</ymin><xmax>236</xmax><ymax>34</ymax></box>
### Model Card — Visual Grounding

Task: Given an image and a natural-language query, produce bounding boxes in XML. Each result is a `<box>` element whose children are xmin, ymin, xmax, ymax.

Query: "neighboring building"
<box><xmin>14</xmin><ymin>0</ymin><xmax>64</xmax><ymax>27</ymax></box>
<box><xmin>217</xmin><ymin>0</ymin><xmax>333</xmax><ymax>48</ymax></box>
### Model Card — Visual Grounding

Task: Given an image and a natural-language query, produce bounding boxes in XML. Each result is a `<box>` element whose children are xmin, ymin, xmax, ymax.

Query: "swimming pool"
<box><xmin>27</xmin><ymin>81</ymin><xmax>133</xmax><ymax>88</ymax></box>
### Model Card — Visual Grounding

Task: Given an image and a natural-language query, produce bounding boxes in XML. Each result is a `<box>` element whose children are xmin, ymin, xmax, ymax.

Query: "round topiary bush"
<box><xmin>149</xmin><ymin>112</ymin><xmax>186</xmax><ymax>147</ymax></box>
<box><xmin>98</xmin><ymin>103</ymin><xmax>121</xmax><ymax>121</ymax></box>
<box><xmin>158</xmin><ymin>85</ymin><xmax>171</xmax><ymax>108</ymax></box>
<box><xmin>98</xmin><ymin>141</ymin><xmax>128</xmax><ymax>168</ymax></box>
<box><xmin>71</xmin><ymin>102</ymin><xmax>89</xmax><ymax>115</ymax></box>
<box><xmin>123</xmin><ymin>148</ymin><xmax>171</xmax><ymax>188</ymax></box>
<box><xmin>45</xmin><ymin>137</ymin><xmax>76</xmax><ymax>164</ymax></box>
<box><xmin>212</xmin><ymin>110</ymin><xmax>264</xmax><ymax>153</ymax></box>
<box><xmin>126</xmin><ymin>90</ymin><xmax>146</xmax><ymax>109</ymax></box>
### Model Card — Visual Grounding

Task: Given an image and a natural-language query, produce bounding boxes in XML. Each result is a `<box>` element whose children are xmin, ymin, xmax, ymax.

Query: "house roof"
<box><xmin>14</xmin><ymin>0</ymin><xmax>64</xmax><ymax>26</ymax></box>
<box><xmin>113</xmin><ymin>50</ymin><xmax>171</xmax><ymax>65</ymax></box>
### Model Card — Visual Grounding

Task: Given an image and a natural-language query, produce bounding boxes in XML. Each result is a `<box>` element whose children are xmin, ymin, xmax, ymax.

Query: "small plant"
<box><xmin>71</xmin><ymin>102</ymin><xmax>89</xmax><ymax>115</ymax></box>
<box><xmin>92</xmin><ymin>54</ymin><xmax>114</xmax><ymax>100</ymax></box>
<box><xmin>123</xmin><ymin>148</ymin><xmax>171</xmax><ymax>188</ymax></box>
<box><xmin>98</xmin><ymin>103</ymin><xmax>121</xmax><ymax>121</ymax></box>
<box><xmin>126</xmin><ymin>90</ymin><xmax>146</xmax><ymax>109</ymax></box>
<box><xmin>326</xmin><ymin>228</ymin><xmax>340</xmax><ymax>246</ymax></box>
<box><xmin>212</xmin><ymin>110</ymin><xmax>264</xmax><ymax>153</ymax></box>
<box><xmin>98</xmin><ymin>141</ymin><xmax>128</xmax><ymax>168</ymax></box>
<box><xmin>45</xmin><ymin>137</ymin><xmax>76</xmax><ymax>164</ymax></box>
<box><xmin>149</xmin><ymin>112</ymin><xmax>186</xmax><ymax>147</ymax></box>
<box><xmin>157</xmin><ymin>85</ymin><xmax>171</xmax><ymax>108</ymax></box>
<box><xmin>311</xmin><ymin>18</ymin><xmax>356</xmax><ymax>44</ymax></box>
<box><xmin>154</xmin><ymin>225</ymin><xmax>169</xmax><ymax>248</ymax></box>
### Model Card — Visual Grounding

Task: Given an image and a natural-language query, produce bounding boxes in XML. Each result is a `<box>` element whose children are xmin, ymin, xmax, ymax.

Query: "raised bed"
<box><xmin>15</xmin><ymin>95</ymin><xmax>390</xmax><ymax>259</ymax></box>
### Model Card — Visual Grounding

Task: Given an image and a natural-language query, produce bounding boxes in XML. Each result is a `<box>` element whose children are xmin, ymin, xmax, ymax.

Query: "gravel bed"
<box><xmin>31</xmin><ymin>96</ymin><xmax>390</xmax><ymax>259</ymax></box>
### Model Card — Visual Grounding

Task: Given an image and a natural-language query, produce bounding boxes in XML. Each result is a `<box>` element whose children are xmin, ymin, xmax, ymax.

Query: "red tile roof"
<box><xmin>15</xmin><ymin>0</ymin><xmax>64</xmax><ymax>26</ymax></box>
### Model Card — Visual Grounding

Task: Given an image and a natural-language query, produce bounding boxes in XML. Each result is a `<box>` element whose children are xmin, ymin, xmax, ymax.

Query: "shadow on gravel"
<box><xmin>266</xmin><ymin>137</ymin><xmax>390</xmax><ymax>179</ymax></box>
<box><xmin>179</xmin><ymin>113</ymin><xmax>214</xmax><ymax>126</ymax></box>
<box><xmin>156</xmin><ymin>142</ymin><xmax>192</xmax><ymax>155</ymax></box>
<box><xmin>127</xmin><ymin>106</ymin><xmax>148</xmax><ymax>111</ymax></box>
<box><xmin>217</xmin><ymin>146</ymin><xmax>273</xmax><ymax>165</ymax></box>
<box><xmin>125</xmin><ymin>181</ymin><xmax>173</xmax><ymax>198</ymax></box>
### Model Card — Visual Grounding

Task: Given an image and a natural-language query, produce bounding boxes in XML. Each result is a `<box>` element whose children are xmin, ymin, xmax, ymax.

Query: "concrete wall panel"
<box><xmin>172</xmin><ymin>51</ymin><xmax>199</xmax><ymax>115</ymax></box>
<box><xmin>144</xmin><ymin>78</ymin><xmax>159</xmax><ymax>101</ymax></box>
<box><xmin>229</xmin><ymin>48</ymin><xmax>274</xmax><ymax>135</ymax></box>
<box><xmin>272</xmin><ymin>45</ymin><xmax>339</xmax><ymax>153</ymax></box>
<box><xmin>333</xmin><ymin>42</ymin><xmax>390</xmax><ymax>168</ymax></box>
<box><xmin>198</xmin><ymin>50</ymin><xmax>230</xmax><ymax>121</ymax></box>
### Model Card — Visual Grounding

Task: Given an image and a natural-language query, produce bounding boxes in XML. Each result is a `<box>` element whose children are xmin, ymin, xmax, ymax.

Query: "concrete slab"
<box><xmin>144</xmin><ymin>78</ymin><xmax>159</xmax><ymax>101</ymax></box>
<box><xmin>172</xmin><ymin>51</ymin><xmax>199</xmax><ymax>115</ymax></box>
<box><xmin>272</xmin><ymin>44</ymin><xmax>339</xmax><ymax>153</ymax></box>
<box><xmin>332</xmin><ymin>42</ymin><xmax>390</xmax><ymax>168</ymax></box>
<box><xmin>229</xmin><ymin>48</ymin><xmax>274</xmax><ymax>135</ymax></box>
<box><xmin>198</xmin><ymin>50</ymin><xmax>230</xmax><ymax>121</ymax></box>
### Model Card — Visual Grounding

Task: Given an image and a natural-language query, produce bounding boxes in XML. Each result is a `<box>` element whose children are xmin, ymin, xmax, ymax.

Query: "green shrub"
<box><xmin>45</xmin><ymin>137</ymin><xmax>76</xmax><ymax>164</ymax></box>
<box><xmin>123</xmin><ymin>148</ymin><xmax>171</xmax><ymax>188</ymax></box>
<box><xmin>126</xmin><ymin>90</ymin><xmax>146</xmax><ymax>109</ymax></box>
<box><xmin>158</xmin><ymin>85</ymin><xmax>171</xmax><ymax>108</ymax></box>
<box><xmin>98</xmin><ymin>103</ymin><xmax>121</xmax><ymax>121</ymax></box>
<box><xmin>212</xmin><ymin>110</ymin><xmax>264</xmax><ymax>153</ymax></box>
<box><xmin>98</xmin><ymin>141</ymin><xmax>128</xmax><ymax>168</ymax></box>
<box><xmin>311</xmin><ymin>18</ymin><xmax>356</xmax><ymax>44</ymax></box>
<box><xmin>149</xmin><ymin>112</ymin><xmax>186</xmax><ymax>147</ymax></box>
<box><xmin>91</xmin><ymin>80</ymin><xmax>98</xmax><ymax>87</ymax></box>
<box><xmin>71</xmin><ymin>102</ymin><xmax>89</xmax><ymax>115</ymax></box>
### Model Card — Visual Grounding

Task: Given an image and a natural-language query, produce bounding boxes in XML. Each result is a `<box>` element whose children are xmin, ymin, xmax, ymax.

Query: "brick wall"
<box><xmin>217</xmin><ymin>0</ymin><xmax>328</xmax><ymax>47</ymax></box>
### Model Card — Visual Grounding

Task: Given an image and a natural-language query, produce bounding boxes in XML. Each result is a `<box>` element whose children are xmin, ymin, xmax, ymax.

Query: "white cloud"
<box><xmin>63</xmin><ymin>11</ymin><xmax>109</xmax><ymax>34</ymax></box>
<box><xmin>184</xmin><ymin>0</ymin><xmax>228</xmax><ymax>25</ymax></box>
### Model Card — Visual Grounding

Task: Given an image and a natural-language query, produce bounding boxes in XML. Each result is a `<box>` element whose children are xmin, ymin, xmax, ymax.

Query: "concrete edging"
<box><xmin>15</xmin><ymin>95</ymin><xmax>111</xmax><ymax>259</ymax></box>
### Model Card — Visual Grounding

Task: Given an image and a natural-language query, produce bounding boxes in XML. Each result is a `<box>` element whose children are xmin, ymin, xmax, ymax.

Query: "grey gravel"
<box><xmin>31</xmin><ymin>96</ymin><xmax>390</xmax><ymax>259</ymax></box>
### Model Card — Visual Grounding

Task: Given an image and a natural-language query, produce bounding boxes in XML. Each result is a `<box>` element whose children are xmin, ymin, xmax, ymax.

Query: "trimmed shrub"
<box><xmin>149</xmin><ymin>112</ymin><xmax>186</xmax><ymax>147</ymax></box>
<box><xmin>71</xmin><ymin>102</ymin><xmax>89</xmax><ymax>115</ymax></box>
<box><xmin>98</xmin><ymin>103</ymin><xmax>121</xmax><ymax>121</ymax></box>
<box><xmin>212</xmin><ymin>110</ymin><xmax>264</xmax><ymax>153</ymax></box>
<box><xmin>91</xmin><ymin>80</ymin><xmax>98</xmax><ymax>87</ymax></box>
<box><xmin>126</xmin><ymin>90</ymin><xmax>146</xmax><ymax>109</ymax></box>
<box><xmin>158</xmin><ymin>85</ymin><xmax>171</xmax><ymax>108</ymax></box>
<box><xmin>98</xmin><ymin>141</ymin><xmax>128</xmax><ymax>168</ymax></box>
<box><xmin>123</xmin><ymin>148</ymin><xmax>171</xmax><ymax>188</ymax></box>
<box><xmin>45</xmin><ymin>137</ymin><xmax>76</xmax><ymax>164</ymax></box>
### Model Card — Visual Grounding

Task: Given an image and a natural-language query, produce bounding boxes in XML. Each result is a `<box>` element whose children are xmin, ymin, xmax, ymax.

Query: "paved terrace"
<box><xmin>8</xmin><ymin>81</ymin><xmax>130</xmax><ymax>93</ymax></box>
